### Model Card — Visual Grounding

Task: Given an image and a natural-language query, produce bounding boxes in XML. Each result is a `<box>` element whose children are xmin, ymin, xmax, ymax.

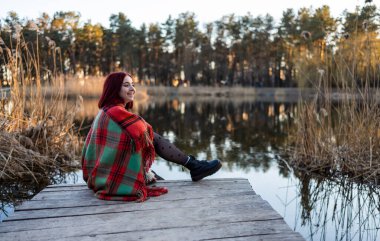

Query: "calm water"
<box><xmin>1</xmin><ymin>97</ymin><xmax>380</xmax><ymax>241</ymax></box>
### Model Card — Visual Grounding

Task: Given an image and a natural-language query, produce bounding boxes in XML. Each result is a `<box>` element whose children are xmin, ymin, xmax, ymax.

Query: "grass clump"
<box><xmin>290</xmin><ymin>17</ymin><xmax>380</xmax><ymax>185</ymax></box>
<box><xmin>0</xmin><ymin>22</ymin><xmax>81</xmax><ymax>183</ymax></box>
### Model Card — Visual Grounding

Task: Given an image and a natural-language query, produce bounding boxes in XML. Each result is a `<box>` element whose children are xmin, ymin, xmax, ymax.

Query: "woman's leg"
<box><xmin>153</xmin><ymin>132</ymin><xmax>222</xmax><ymax>181</ymax></box>
<box><xmin>153</xmin><ymin>132</ymin><xmax>188</xmax><ymax>165</ymax></box>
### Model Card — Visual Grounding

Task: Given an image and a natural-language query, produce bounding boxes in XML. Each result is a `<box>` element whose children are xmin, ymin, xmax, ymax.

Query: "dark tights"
<box><xmin>153</xmin><ymin>132</ymin><xmax>188</xmax><ymax>165</ymax></box>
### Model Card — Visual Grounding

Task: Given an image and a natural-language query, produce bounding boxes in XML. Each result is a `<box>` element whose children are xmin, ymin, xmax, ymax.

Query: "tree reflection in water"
<box><xmin>138</xmin><ymin>98</ymin><xmax>294</xmax><ymax>173</ymax></box>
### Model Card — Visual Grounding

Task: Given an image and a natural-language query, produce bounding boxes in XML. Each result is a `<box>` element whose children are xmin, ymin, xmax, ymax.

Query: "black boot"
<box><xmin>185</xmin><ymin>155</ymin><xmax>222</xmax><ymax>182</ymax></box>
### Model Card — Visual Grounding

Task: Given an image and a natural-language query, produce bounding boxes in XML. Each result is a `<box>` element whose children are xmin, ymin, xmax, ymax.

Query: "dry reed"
<box><xmin>0</xmin><ymin>23</ymin><xmax>82</xmax><ymax>183</ymax></box>
<box><xmin>290</xmin><ymin>29</ymin><xmax>380</xmax><ymax>185</ymax></box>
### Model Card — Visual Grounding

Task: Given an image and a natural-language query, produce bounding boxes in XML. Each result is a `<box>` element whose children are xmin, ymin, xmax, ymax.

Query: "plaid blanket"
<box><xmin>81</xmin><ymin>105</ymin><xmax>167</xmax><ymax>202</ymax></box>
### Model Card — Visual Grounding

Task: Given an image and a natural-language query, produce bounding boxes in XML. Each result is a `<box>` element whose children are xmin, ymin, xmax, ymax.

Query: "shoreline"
<box><xmin>3</xmin><ymin>85</ymin><xmax>380</xmax><ymax>103</ymax></box>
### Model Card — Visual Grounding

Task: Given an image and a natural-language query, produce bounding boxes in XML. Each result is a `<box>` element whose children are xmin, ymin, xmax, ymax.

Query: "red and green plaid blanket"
<box><xmin>81</xmin><ymin>105</ymin><xmax>167</xmax><ymax>202</ymax></box>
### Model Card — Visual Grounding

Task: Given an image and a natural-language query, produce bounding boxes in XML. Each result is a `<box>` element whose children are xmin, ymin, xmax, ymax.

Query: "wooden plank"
<box><xmin>16</xmin><ymin>190</ymin><xmax>255</xmax><ymax>210</ymax></box>
<box><xmin>29</xmin><ymin>182</ymin><xmax>252</xmax><ymax>202</ymax></box>
<box><xmin>1</xmin><ymin>219</ymin><xmax>303</xmax><ymax>241</ymax></box>
<box><xmin>42</xmin><ymin>178</ymin><xmax>249</xmax><ymax>190</ymax></box>
<box><xmin>36</xmin><ymin>182</ymin><xmax>252</xmax><ymax>197</ymax></box>
<box><xmin>0</xmin><ymin>197</ymin><xmax>280</xmax><ymax>232</ymax></box>
<box><xmin>40</xmin><ymin>179</ymin><xmax>251</xmax><ymax>193</ymax></box>
<box><xmin>0</xmin><ymin>178</ymin><xmax>304</xmax><ymax>241</ymax></box>
<box><xmin>5</xmin><ymin>193</ymin><xmax>260</xmax><ymax>221</ymax></box>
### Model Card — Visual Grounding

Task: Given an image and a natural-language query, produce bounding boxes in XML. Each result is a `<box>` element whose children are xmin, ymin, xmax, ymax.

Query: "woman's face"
<box><xmin>119</xmin><ymin>75</ymin><xmax>135</xmax><ymax>104</ymax></box>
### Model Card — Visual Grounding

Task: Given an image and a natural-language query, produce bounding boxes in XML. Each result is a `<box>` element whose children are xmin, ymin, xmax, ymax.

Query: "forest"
<box><xmin>0</xmin><ymin>3</ymin><xmax>379</xmax><ymax>87</ymax></box>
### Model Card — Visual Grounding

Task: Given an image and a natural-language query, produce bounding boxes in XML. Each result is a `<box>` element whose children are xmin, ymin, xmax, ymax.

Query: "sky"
<box><xmin>0</xmin><ymin>0</ymin><xmax>375</xmax><ymax>28</ymax></box>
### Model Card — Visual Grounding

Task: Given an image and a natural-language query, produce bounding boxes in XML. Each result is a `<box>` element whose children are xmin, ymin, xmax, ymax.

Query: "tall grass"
<box><xmin>290</xmin><ymin>24</ymin><xmax>380</xmax><ymax>184</ymax></box>
<box><xmin>0</xmin><ymin>23</ymin><xmax>81</xmax><ymax>183</ymax></box>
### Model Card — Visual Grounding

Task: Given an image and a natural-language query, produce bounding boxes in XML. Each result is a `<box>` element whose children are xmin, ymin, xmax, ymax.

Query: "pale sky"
<box><xmin>0</xmin><ymin>0</ymin><xmax>374</xmax><ymax>28</ymax></box>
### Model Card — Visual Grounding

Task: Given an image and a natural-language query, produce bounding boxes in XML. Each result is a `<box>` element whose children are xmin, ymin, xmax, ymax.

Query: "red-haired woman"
<box><xmin>81</xmin><ymin>72</ymin><xmax>222</xmax><ymax>202</ymax></box>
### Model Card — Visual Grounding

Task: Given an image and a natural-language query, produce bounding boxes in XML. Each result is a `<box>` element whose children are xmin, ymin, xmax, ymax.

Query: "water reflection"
<box><xmin>137</xmin><ymin>98</ymin><xmax>295</xmax><ymax>173</ymax></box>
<box><xmin>294</xmin><ymin>173</ymin><xmax>380</xmax><ymax>241</ymax></box>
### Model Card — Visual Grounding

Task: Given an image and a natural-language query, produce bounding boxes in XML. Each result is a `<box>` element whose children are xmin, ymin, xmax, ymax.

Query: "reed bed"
<box><xmin>291</xmin><ymin>97</ymin><xmax>380</xmax><ymax>183</ymax></box>
<box><xmin>290</xmin><ymin>31</ymin><xmax>380</xmax><ymax>185</ymax></box>
<box><xmin>0</xmin><ymin>24</ymin><xmax>81</xmax><ymax>183</ymax></box>
<box><xmin>0</xmin><ymin>92</ymin><xmax>82</xmax><ymax>181</ymax></box>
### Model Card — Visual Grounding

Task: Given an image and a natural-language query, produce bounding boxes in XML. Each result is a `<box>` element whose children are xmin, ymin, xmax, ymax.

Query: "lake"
<box><xmin>1</xmin><ymin>96</ymin><xmax>380</xmax><ymax>241</ymax></box>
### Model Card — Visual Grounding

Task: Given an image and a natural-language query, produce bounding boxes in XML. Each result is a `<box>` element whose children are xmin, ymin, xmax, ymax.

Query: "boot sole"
<box><xmin>191</xmin><ymin>161</ymin><xmax>222</xmax><ymax>182</ymax></box>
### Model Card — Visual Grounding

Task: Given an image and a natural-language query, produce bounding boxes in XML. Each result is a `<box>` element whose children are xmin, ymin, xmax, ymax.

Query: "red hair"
<box><xmin>98</xmin><ymin>72</ymin><xmax>133</xmax><ymax>109</ymax></box>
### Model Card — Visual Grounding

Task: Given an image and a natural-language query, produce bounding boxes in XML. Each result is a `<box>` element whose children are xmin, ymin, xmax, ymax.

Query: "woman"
<box><xmin>81</xmin><ymin>72</ymin><xmax>222</xmax><ymax>202</ymax></box>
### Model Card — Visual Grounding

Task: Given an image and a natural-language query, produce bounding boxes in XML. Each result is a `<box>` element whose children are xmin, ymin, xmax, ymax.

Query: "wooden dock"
<box><xmin>0</xmin><ymin>178</ymin><xmax>304</xmax><ymax>241</ymax></box>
